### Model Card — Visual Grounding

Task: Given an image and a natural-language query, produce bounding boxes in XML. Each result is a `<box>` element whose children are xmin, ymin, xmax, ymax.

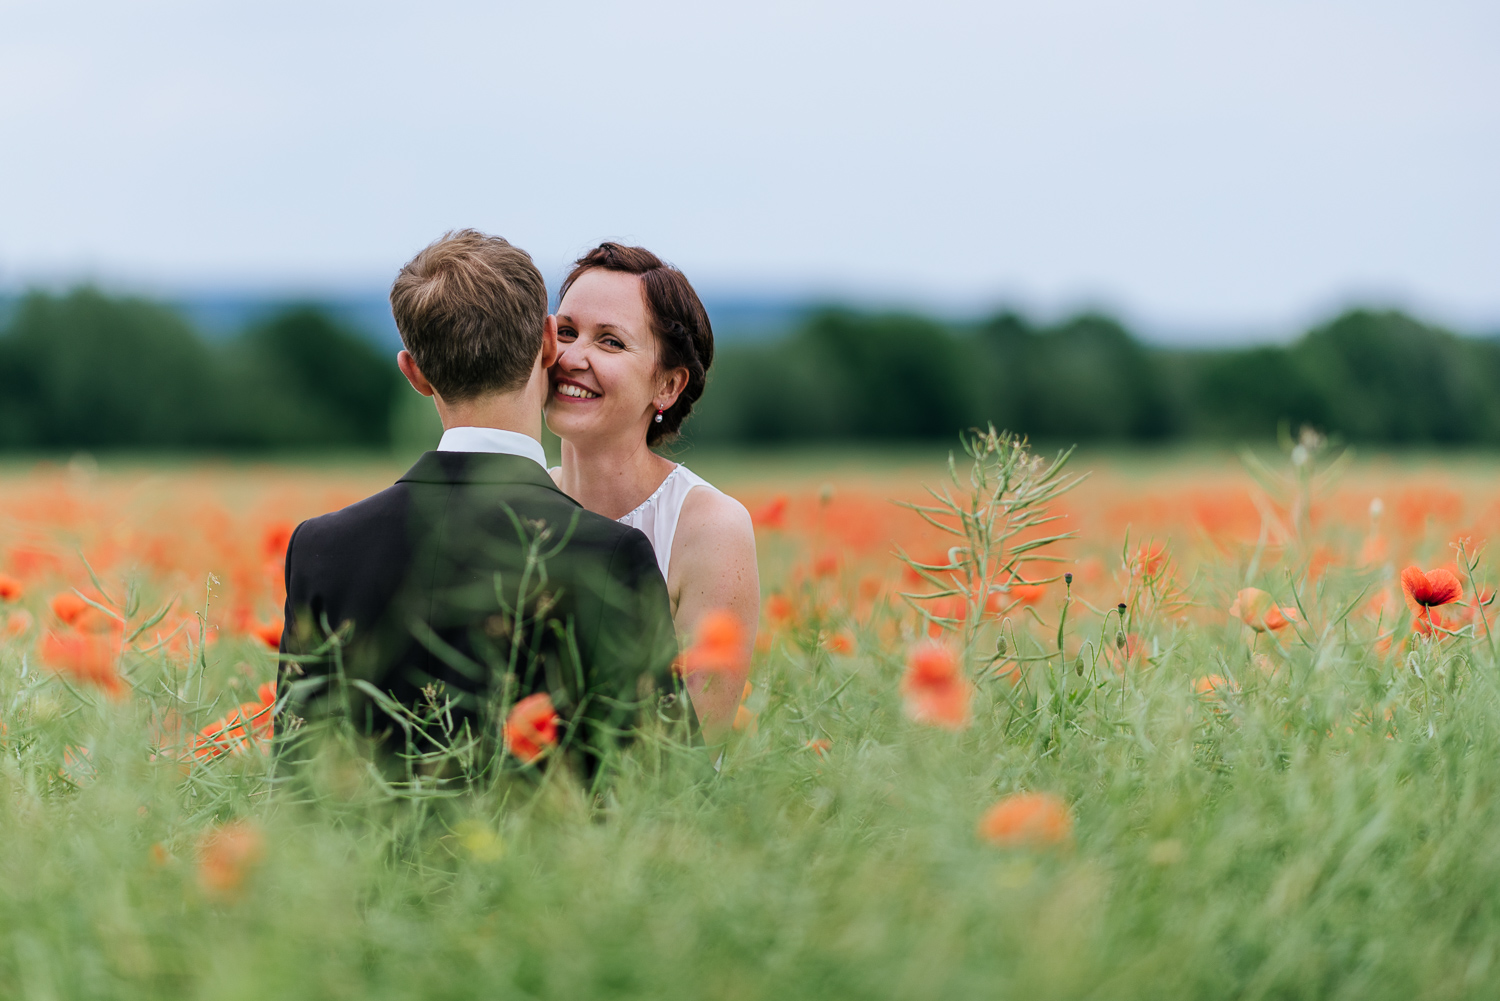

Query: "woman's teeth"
<box><xmin>558</xmin><ymin>383</ymin><xmax>599</xmax><ymax>399</ymax></box>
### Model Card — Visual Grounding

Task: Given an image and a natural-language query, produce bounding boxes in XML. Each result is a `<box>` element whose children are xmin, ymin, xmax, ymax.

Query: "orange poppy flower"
<box><xmin>805</xmin><ymin>738</ymin><xmax>832</xmax><ymax>756</ymax></box>
<box><xmin>751</xmin><ymin>495</ymin><xmax>789</xmax><ymax>530</ymax></box>
<box><xmin>1228</xmin><ymin>588</ymin><xmax>1300</xmax><ymax>632</ymax></box>
<box><xmin>40</xmin><ymin>632</ymin><xmax>126</xmax><ymax>699</ymax></box>
<box><xmin>1005</xmin><ymin>582</ymin><xmax>1048</xmax><ymax>606</ymax></box>
<box><xmin>4</xmin><ymin>610</ymin><xmax>32</xmax><ymax>638</ymax></box>
<box><xmin>812</xmin><ymin>552</ymin><xmax>841</xmax><ymax>578</ymax></box>
<box><xmin>922</xmin><ymin>595</ymin><xmax>967</xmax><ymax>636</ymax></box>
<box><xmin>503</xmin><ymin>692</ymin><xmax>559</xmax><ymax>765</ymax></box>
<box><xmin>733</xmin><ymin>705</ymin><xmax>759</xmax><ymax>734</ymax></box>
<box><xmin>900</xmin><ymin>641</ymin><xmax>971</xmax><ymax>730</ymax></box>
<box><xmin>824</xmin><ymin>631</ymin><xmax>855</xmax><ymax>655</ymax></box>
<box><xmin>765</xmin><ymin>593</ymin><xmax>794</xmax><ymax>627</ymax></box>
<box><xmin>50</xmin><ymin>591</ymin><xmax>90</xmax><ymax>626</ymax></box>
<box><xmin>977</xmin><ymin>792</ymin><xmax>1073</xmax><ymax>848</ymax></box>
<box><xmin>0</xmin><ymin>574</ymin><xmax>22</xmax><ymax>602</ymax></box>
<box><xmin>1132</xmin><ymin>542</ymin><xmax>1168</xmax><ymax>578</ymax></box>
<box><xmin>679</xmin><ymin>609</ymin><xmax>747</xmax><ymax>675</ymax></box>
<box><xmin>196</xmin><ymin>819</ymin><xmax>265</xmax><ymax>897</ymax></box>
<box><xmin>191</xmin><ymin>682</ymin><xmax>276</xmax><ymax>762</ymax></box>
<box><xmin>1193</xmin><ymin>674</ymin><xmax>1238</xmax><ymax>700</ymax></box>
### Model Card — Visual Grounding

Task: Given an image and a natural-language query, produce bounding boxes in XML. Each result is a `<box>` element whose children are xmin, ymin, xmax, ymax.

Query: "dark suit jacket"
<box><xmin>278</xmin><ymin>450</ymin><xmax>680</xmax><ymax>766</ymax></box>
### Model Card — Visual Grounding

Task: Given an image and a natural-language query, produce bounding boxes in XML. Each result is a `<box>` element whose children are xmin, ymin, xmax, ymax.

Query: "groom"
<box><xmin>278</xmin><ymin>229</ymin><xmax>680</xmax><ymax>768</ymax></box>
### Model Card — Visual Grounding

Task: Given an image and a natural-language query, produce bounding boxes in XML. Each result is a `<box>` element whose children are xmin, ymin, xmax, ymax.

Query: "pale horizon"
<box><xmin>3</xmin><ymin>0</ymin><xmax>1495</xmax><ymax>341</ymax></box>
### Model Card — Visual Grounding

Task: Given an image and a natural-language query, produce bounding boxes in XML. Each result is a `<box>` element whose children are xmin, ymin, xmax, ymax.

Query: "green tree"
<box><xmin>222</xmin><ymin>306</ymin><xmax>400</xmax><ymax>448</ymax></box>
<box><xmin>0</xmin><ymin>288</ymin><xmax>222</xmax><ymax>448</ymax></box>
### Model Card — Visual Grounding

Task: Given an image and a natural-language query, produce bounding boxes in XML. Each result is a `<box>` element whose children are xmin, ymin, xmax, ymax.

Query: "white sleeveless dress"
<box><xmin>553</xmin><ymin>464</ymin><xmax>718</xmax><ymax>582</ymax></box>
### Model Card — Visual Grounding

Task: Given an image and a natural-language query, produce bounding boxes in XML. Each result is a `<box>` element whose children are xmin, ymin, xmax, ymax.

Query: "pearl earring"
<box><xmin>654</xmin><ymin>408</ymin><xmax>664</xmax><ymax>424</ymax></box>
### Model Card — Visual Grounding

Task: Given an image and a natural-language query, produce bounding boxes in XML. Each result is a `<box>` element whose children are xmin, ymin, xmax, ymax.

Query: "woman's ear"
<box><xmin>654</xmin><ymin>366</ymin><xmax>691</xmax><ymax>411</ymax></box>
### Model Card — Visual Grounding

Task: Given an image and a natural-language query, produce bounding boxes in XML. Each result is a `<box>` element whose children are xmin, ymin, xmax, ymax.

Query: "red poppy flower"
<box><xmin>1411</xmin><ymin>607</ymin><xmax>1450</xmax><ymax>637</ymax></box>
<box><xmin>900</xmin><ymin>641</ymin><xmax>971</xmax><ymax>730</ymax></box>
<box><xmin>0</xmin><ymin>574</ymin><xmax>22</xmax><ymax>602</ymax></box>
<box><xmin>503</xmin><ymin>693</ymin><xmax>559</xmax><ymax>764</ymax></box>
<box><xmin>252</xmin><ymin>620</ymin><xmax>282</xmax><ymax>650</ymax></box>
<box><xmin>1228</xmin><ymin>588</ymin><xmax>1300</xmax><ymax>633</ymax></box>
<box><xmin>1400</xmin><ymin>566</ymin><xmax>1462</xmax><ymax>608</ymax></box>
<box><xmin>262</xmin><ymin>522</ymin><xmax>294</xmax><ymax>561</ymax></box>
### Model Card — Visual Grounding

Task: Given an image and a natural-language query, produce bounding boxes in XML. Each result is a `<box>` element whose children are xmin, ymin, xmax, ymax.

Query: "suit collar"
<box><xmin>398</xmin><ymin>451</ymin><xmax>572</xmax><ymax>498</ymax></box>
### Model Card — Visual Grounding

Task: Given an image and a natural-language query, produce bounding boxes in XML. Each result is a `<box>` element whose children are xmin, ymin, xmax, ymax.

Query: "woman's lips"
<box><xmin>553</xmin><ymin>378</ymin><xmax>601</xmax><ymax>401</ymax></box>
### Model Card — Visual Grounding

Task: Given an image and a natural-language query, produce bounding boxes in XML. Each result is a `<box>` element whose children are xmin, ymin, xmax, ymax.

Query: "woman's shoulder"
<box><xmin>675</xmin><ymin>474</ymin><xmax>754</xmax><ymax>548</ymax></box>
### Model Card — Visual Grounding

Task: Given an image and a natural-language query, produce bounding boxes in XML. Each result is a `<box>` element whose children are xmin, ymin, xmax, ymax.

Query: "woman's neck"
<box><xmin>558</xmin><ymin>435</ymin><xmax>678</xmax><ymax>520</ymax></box>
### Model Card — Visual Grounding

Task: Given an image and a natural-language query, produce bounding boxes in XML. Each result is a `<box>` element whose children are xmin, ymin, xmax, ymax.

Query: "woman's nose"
<box><xmin>555</xmin><ymin>343</ymin><xmax>586</xmax><ymax>371</ymax></box>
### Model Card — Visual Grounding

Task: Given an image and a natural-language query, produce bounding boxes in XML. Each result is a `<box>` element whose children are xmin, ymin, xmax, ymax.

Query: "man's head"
<box><xmin>390</xmin><ymin>230</ymin><xmax>549</xmax><ymax>401</ymax></box>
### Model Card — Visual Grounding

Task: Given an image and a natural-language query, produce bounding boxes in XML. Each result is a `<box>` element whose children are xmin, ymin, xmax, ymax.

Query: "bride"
<box><xmin>545</xmin><ymin>243</ymin><xmax>758</xmax><ymax>743</ymax></box>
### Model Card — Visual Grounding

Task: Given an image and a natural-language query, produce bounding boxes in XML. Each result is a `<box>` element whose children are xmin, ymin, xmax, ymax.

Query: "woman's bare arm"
<box><xmin>669</xmin><ymin>487</ymin><xmax>760</xmax><ymax>745</ymax></box>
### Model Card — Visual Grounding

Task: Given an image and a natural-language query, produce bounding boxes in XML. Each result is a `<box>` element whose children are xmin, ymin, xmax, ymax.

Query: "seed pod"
<box><xmin>1116</xmin><ymin>631</ymin><xmax>1126</xmax><ymax>650</ymax></box>
<box><xmin>996</xmin><ymin>635</ymin><xmax>1008</xmax><ymax>657</ymax></box>
<box><xmin>1064</xmin><ymin>572</ymin><xmax>1073</xmax><ymax>586</ymax></box>
<box><xmin>1117</xmin><ymin>602</ymin><xmax>1127</xmax><ymax>615</ymax></box>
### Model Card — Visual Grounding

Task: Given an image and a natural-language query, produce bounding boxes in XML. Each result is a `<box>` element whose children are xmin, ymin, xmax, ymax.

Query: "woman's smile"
<box><xmin>553</xmin><ymin>377</ymin><xmax>602</xmax><ymax>401</ymax></box>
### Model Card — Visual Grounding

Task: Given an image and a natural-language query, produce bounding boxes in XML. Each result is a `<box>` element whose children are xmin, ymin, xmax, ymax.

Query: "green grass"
<box><xmin>6</xmin><ymin>591</ymin><xmax>1500</xmax><ymax>998</ymax></box>
<box><xmin>5</xmin><ymin>443</ymin><xmax>1500</xmax><ymax>999</ymax></box>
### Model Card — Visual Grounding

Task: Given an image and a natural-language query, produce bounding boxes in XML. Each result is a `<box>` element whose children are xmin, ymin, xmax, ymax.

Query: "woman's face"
<box><xmin>546</xmin><ymin>268</ymin><xmax>679</xmax><ymax>446</ymax></box>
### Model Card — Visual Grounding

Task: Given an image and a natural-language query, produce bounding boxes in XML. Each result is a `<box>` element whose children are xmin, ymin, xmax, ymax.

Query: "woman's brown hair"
<box><xmin>558</xmin><ymin>243</ymin><xmax>713</xmax><ymax>446</ymax></box>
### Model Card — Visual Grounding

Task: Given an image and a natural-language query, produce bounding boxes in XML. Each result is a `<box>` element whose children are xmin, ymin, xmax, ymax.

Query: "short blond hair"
<box><xmin>390</xmin><ymin>229</ymin><xmax>548</xmax><ymax>400</ymax></box>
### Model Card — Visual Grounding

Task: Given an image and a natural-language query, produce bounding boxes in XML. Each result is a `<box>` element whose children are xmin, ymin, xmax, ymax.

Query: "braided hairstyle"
<box><xmin>558</xmin><ymin>243</ymin><xmax>713</xmax><ymax>446</ymax></box>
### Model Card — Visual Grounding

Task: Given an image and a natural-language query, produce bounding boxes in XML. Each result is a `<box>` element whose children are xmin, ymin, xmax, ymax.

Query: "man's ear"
<box><xmin>397</xmin><ymin>350</ymin><xmax>436</xmax><ymax>398</ymax></box>
<box><xmin>539</xmin><ymin>316</ymin><xmax>559</xmax><ymax>369</ymax></box>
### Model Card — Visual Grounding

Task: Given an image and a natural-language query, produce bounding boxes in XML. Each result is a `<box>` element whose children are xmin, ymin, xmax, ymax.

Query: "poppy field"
<box><xmin>4</xmin><ymin>435</ymin><xmax>1500</xmax><ymax>999</ymax></box>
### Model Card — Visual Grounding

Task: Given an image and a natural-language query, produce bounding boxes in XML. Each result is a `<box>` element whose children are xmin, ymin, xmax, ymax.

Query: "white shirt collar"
<box><xmin>435</xmin><ymin>426</ymin><xmax>548</xmax><ymax>469</ymax></box>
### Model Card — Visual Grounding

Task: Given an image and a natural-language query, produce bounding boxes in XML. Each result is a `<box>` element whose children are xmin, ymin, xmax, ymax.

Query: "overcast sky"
<box><xmin>2</xmin><ymin>0</ymin><xmax>1495</xmax><ymax>338</ymax></box>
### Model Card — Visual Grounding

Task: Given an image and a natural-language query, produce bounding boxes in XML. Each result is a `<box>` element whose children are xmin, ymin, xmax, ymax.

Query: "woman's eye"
<box><xmin>604</xmin><ymin>337</ymin><xmax>625</xmax><ymax>349</ymax></box>
<box><xmin>557</xmin><ymin>328</ymin><xmax>577</xmax><ymax>341</ymax></box>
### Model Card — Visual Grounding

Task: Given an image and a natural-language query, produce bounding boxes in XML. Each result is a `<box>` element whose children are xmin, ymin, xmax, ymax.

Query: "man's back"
<box><xmin>278</xmin><ymin>451</ymin><xmax>679</xmax><ymax>765</ymax></box>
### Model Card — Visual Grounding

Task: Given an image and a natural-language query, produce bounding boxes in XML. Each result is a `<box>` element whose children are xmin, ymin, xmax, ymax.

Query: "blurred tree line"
<box><xmin>0</xmin><ymin>288</ymin><xmax>408</xmax><ymax>451</ymax></box>
<box><xmin>690</xmin><ymin>307</ymin><xmax>1500</xmax><ymax>446</ymax></box>
<box><xmin>2</xmin><ymin>288</ymin><xmax>1496</xmax><ymax>451</ymax></box>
